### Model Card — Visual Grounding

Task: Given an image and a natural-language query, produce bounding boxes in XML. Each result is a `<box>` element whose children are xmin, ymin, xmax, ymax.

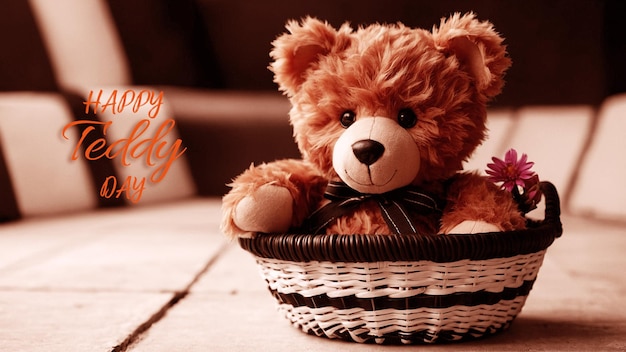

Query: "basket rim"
<box><xmin>238</xmin><ymin>182</ymin><xmax>562</xmax><ymax>263</ymax></box>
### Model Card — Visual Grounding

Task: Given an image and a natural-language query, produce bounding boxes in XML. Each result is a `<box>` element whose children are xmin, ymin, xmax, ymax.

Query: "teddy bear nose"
<box><xmin>352</xmin><ymin>139</ymin><xmax>385</xmax><ymax>165</ymax></box>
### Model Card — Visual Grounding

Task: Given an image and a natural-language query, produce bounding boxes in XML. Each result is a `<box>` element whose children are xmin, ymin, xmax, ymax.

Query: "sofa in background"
<box><xmin>0</xmin><ymin>0</ymin><xmax>625</xmax><ymax>225</ymax></box>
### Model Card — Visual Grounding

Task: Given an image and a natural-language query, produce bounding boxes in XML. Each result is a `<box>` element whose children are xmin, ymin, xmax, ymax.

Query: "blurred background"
<box><xmin>2</xmin><ymin>0</ymin><xmax>624</xmax><ymax>105</ymax></box>
<box><xmin>0</xmin><ymin>0</ymin><xmax>624</xmax><ymax>217</ymax></box>
<box><xmin>192</xmin><ymin>0</ymin><xmax>624</xmax><ymax>107</ymax></box>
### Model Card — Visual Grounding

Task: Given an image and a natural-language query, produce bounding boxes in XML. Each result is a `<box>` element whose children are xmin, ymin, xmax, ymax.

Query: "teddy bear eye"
<box><xmin>340</xmin><ymin>110</ymin><xmax>356</xmax><ymax>128</ymax></box>
<box><xmin>397</xmin><ymin>108</ymin><xmax>418</xmax><ymax>128</ymax></box>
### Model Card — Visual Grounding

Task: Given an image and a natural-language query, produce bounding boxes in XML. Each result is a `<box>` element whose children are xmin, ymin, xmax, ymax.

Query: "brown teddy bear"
<box><xmin>221</xmin><ymin>13</ymin><xmax>526</xmax><ymax>238</ymax></box>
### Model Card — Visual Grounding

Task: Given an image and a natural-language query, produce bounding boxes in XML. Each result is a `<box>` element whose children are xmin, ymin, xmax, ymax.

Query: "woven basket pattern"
<box><xmin>279</xmin><ymin>296</ymin><xmax>527</xmax><ymax>344</ymax></box>
<box><xmin>257</xmin><ymin>251</ymin><xmax>545</xmax><ymax>297</ymax></box>
<box><xmin>255</xmin><ymin>251</ymin><xmax>545</xmax><ymax>343</ymax></box>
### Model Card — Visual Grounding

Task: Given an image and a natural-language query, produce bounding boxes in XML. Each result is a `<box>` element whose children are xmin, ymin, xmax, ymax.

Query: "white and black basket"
<box><xmin>238</xmin><ymin>181</ymin><xmax>562</xmax><ymax>344</ymax></box>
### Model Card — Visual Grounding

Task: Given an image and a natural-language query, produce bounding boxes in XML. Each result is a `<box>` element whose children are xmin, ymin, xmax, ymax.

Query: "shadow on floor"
<box><xmin>467</xmin><ymin>316</ymin><xmax>626</xmax><ymax>351</ymax></box>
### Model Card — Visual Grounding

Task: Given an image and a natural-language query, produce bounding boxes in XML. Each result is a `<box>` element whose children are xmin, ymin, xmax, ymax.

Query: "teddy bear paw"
<box><xmin>232</xmin><ymin>184</ymin><xmax>293</xmax><ymax>234</ymax></box>
<box><xmin>446</xmin><ymin>220</ymin><xmax>502</xmax><ymax>234</ymax></box>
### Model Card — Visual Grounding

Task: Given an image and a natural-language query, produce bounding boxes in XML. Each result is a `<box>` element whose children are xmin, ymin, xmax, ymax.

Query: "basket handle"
<box><xmin>539</xmin><ymin>181</ymin><xmax>561</xmax><ymax>232</ymax></box>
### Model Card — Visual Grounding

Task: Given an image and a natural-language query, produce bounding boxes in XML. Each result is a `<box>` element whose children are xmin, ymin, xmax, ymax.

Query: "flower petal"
<box><xmin>519</xmin><ymin>153</ymin><xmax>528</xmax><ymax>164</ymax></box>
<box><xmin>505</xmin><ymin>149</ymin><xmax>518</xmax><ymax>163</ymax></box>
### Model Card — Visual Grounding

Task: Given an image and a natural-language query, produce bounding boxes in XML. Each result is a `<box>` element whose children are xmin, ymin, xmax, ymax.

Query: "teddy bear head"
<box><xmin>270</xmin><ymin>13</ymin><xmax>511</xmax><ymax>194</ymax></box>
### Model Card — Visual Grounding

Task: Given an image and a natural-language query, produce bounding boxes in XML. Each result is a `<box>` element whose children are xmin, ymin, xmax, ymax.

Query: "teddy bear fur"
<box><xmin>221</xmin><ymin>13</ymin><xmax>526</xmax><ymax>238</ymax></box>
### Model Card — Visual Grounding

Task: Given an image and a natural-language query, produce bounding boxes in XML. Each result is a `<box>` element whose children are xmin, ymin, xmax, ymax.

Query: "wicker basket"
<box><xmin>238</xmin><ymin>182</ymin><xmax>562</xmax><ymax>344</ymax></box>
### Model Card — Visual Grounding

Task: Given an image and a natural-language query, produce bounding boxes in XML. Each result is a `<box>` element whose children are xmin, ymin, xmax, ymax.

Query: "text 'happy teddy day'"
<box><xmin>61</xmin><ymin>89</ymin><xmax>187</xmax><ymax>203</ymax></box>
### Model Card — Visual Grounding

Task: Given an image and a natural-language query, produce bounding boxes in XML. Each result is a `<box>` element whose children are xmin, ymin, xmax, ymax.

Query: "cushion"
<box><xmin>28</xmin><ymin>0</ymin><xmax>131</xmax><ymax>92</ymax></box>
<box><xmin>498</xmin><ymin>105</ymin><xmax>594</xmax><ymax>196</ymax></box>
<box><xmin>0</xmin><ymin>93</ymin><xmax>98</xmax><ymax>220</ymax></box>
<box><xmin>569</xmin><ymin>94</ymin><xmax>626</xmax><ymax>221</ymax></box>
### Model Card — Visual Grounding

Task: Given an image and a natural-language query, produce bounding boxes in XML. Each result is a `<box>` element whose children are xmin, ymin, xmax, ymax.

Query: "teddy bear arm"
<box><xmin>221</xmin><ymin>159</ymin><xmax>327</xmax><ymax>238</ymax></box>
<box><xmin>440</xmin><ymin>173</ymin><xmax>526</xmax><ymax>234</ymax></box>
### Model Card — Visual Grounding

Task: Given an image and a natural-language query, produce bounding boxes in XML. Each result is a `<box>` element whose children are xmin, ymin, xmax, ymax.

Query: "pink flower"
<box><xmin>486</xmin><ymin>149</ymin><xmax>535</xmax><ymax>192</ymax></box>
<box><xmin>486</xmin><ymin>149</ymin><xmax>542</xmax><ymax>214</ymax></box>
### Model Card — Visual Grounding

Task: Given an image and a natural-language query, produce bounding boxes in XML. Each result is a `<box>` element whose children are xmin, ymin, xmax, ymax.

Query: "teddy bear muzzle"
<box><xmin>332</xmin><ymin>117</ymin><xmax>420</xmax><ymax>194</ymax></box>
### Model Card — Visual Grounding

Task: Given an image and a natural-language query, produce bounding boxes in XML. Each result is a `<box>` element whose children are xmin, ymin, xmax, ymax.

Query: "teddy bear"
<box><xmin>221</xmin><ymin>13</ymin><xmax>526</xmax><ymax>238</ymax></box>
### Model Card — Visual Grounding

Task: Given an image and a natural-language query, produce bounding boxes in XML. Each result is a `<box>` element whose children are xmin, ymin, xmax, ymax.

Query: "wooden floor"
<box><xmin>0</xmin><ymin>198</ymin><xmax>625</xmax><ymax>351</ymax></box>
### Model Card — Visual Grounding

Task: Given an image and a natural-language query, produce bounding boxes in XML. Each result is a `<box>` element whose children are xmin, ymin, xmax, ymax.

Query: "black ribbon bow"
<box><xmin>301</xmin><ymin>181</ymin><xmax>446</xmax><ymax>235</ymax></box>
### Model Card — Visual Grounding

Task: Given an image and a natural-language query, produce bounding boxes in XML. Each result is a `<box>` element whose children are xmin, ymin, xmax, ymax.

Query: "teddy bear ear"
<box><xmin>270</xmin><ymin>17</ymin><xmax>352</xmax><ymax>96</ymax></box>
<box><xmin>432</xmin><ymin>12</ymin><xmax>512</xmax><ymax>98</ymax></box>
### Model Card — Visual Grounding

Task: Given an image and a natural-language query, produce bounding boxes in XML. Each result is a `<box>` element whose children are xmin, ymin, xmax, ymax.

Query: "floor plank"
<box><xmin>0</xmin><ymin>199</ymin><xmax>225</xmax><ymax>292</ymax></box>
<box><xmin>0</xmin><ymin>199</ymin><xmax>225</xmax><ymax>352</ymax></box>
<box><xmin>0</xmin><ymin>290</ymin><xmax>172</xmax><ymax>352</ymax></box>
